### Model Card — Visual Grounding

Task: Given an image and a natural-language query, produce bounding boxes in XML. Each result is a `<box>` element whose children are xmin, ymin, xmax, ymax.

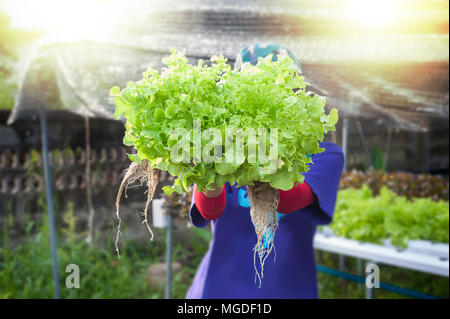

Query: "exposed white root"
<box><xmin>115</xmin><ymin>160</ymin><xmax>159</xmax><ymax>258</ymax></box>
<box><xmin>247</xmin><ymin>182</ymin><xmax>280</xmax><ymax>288</ymax></box>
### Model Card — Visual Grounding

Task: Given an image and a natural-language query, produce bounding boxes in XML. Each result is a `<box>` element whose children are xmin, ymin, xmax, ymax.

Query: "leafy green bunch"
<box><xmin>332</xmin><ymin>185</ymin><xmax>449</xmax><ymax>248</ymax></box>
<box><xmin>111</xmin><ymin>51</ymin><xmax>338</xmax><ymax>194</ymax></box>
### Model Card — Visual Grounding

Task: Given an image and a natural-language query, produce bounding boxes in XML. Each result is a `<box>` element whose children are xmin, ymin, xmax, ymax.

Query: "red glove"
<box><xmin>193</xmin><ymin>184</ymin><xmax>227</xmax><ymax>220</ymax></box>
<box><xmin>277</xmin><ymin>182</ymin><xmax>317</xmax><ymax>214</ymax></box>
<box><xmin>194</xmin><ymin>182</ymin><xmax>316</xmax><ymax>220</ymax></box>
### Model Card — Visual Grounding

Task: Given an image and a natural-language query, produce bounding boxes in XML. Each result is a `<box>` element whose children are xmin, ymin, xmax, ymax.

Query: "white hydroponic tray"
<box><xmin>314</xmin><ymin>227</ymin><xmax>449</xmax><ymax>277</ymax></box>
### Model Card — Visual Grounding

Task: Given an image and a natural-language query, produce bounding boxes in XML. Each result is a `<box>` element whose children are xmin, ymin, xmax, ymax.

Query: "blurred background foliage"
<box><xmin>339</xmin><ymin>169</ymin><xmax>449</xmax><ymax>201</ymax></box>
<box><xmin>331</xmin><ymin>185</ymin><xmax>449</xmax><ymax>247</ymax></box>
<box><xmin>1</xmin><ymin>206</ymin><xmax>448</xmax><ymax>299</ymax></box>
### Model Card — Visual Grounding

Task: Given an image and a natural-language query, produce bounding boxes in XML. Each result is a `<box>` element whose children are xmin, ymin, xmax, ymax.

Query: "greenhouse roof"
<box><xmin>8</xmin><ymin>0</ymin><xmax>449</xmax><ymax>131</ymax></box>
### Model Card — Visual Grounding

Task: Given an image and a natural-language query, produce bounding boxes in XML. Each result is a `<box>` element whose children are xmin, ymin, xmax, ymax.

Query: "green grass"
<box><xmin>0</xmin><ymin>213</ymin><xmax>208</xmax><ymax>299</ymax></box>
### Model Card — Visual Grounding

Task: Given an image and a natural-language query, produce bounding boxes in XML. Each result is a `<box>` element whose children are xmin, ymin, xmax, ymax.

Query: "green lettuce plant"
<box><xmin>332</xmin><ymin>185</ymin><xmax>449</xmax><ymax>248</ymax></box>
<box><xmin>111</xmin><ymin>51</ymin><xmax>337</xmax><ymax>194</ymax></box>
<box><xmin>111</xmin><ymin>50</ymin><xmax>338</xmax><ymax>285</ymax></box>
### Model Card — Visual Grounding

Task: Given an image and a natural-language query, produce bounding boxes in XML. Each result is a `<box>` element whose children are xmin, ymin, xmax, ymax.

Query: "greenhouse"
<box><xmin>0</xmin><ymin>0</ymin><xmax>448</xmax><ymax>302</ymax></box>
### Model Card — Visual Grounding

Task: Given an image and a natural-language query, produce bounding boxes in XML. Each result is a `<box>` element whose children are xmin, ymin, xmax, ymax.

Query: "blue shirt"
<box><xmin>187</xmin><ymin>142</ymin><xmax>344</xmax><ymax>299</ymax></box>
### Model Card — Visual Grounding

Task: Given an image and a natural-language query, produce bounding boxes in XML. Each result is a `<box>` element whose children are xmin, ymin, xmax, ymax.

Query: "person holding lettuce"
<box><xmin>186</xmin><ymin>43</ymin><xmax>345</xmax><ymax>299</ymax></box>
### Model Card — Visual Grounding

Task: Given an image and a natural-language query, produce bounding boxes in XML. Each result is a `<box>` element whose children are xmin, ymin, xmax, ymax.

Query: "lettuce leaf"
<box><xmin>112</xmin><ymin>50</ymin><xmax>339</xmax><ymax>193</ymax></box>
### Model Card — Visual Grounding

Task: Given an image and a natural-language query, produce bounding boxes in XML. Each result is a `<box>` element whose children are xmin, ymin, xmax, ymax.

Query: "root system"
<box><xmin>115</xmin><ymin>160</ymin><xmax>159</xmax><ymax>257</ymax></box>
<box><xmin>246</xmin><ymin>181</ymin><xmax>280</xmax><ymax>287</ymax></box>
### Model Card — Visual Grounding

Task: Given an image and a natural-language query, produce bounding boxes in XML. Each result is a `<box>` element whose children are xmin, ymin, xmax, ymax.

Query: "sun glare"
<box><xmin>1</xmin><ymin>0</ymin><xmax>122</xmax><ymax>40</ymax></box>
<box><xmin>1</xmin><ymin>0</ymin><xmax>446</xmax><ymax>39</ymax></box>
<box><xmin>345</xmin><ymin>0</ymin><xmax>398</xmax><ymax>29</ymax></box>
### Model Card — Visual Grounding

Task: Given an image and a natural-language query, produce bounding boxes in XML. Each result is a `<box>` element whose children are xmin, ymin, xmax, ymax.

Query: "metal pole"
<box><xmin>85</xmin><ymin>116</ymin><xmax>95</xmax><ymax>246</ymax></box>
<box><xmin>355</xmin><ymin>120</ymin><xmax>373</xmax><ymax>168</ymax></box>
<box><xmin>365</xmin><ymin>261</ymin><xmax>375</xmax><ymax>299</ymax></box>
<box><xmin>39</xmin><ymin>105</ymin><xmax>61</xmax><ymax>299</ymax></box>
<box><xmin>339</xmin><ymin>118</ymin><xmax>349</xmax><ymax>270</ymax></box>
<box><xmin>339</xmin><ymin>255</ymin><xmax>345</xmax><ymax>271</ymax></box>
<box><xmin>357</xmin><ymin>258</ymin><xmax>362</xmax><ymax>275</ymax></box>
<box><xmin>384</xmin><ymin>127</ymin><xmax>392</xmax><ymax>171</ymax></box>
<box><xmin>366</xmin><ymin>283</ymin><xmax>375</xmax><ymax>299</ymax></box>
<box><xmin>164</xmin><ymin>214</ymin><xmax>173</xmax><ymax>299</ymax></box>
<box><xmin>342</xmin><ymin>118</ymin><xmax>349</xmax><ymax>170</ymax></box>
